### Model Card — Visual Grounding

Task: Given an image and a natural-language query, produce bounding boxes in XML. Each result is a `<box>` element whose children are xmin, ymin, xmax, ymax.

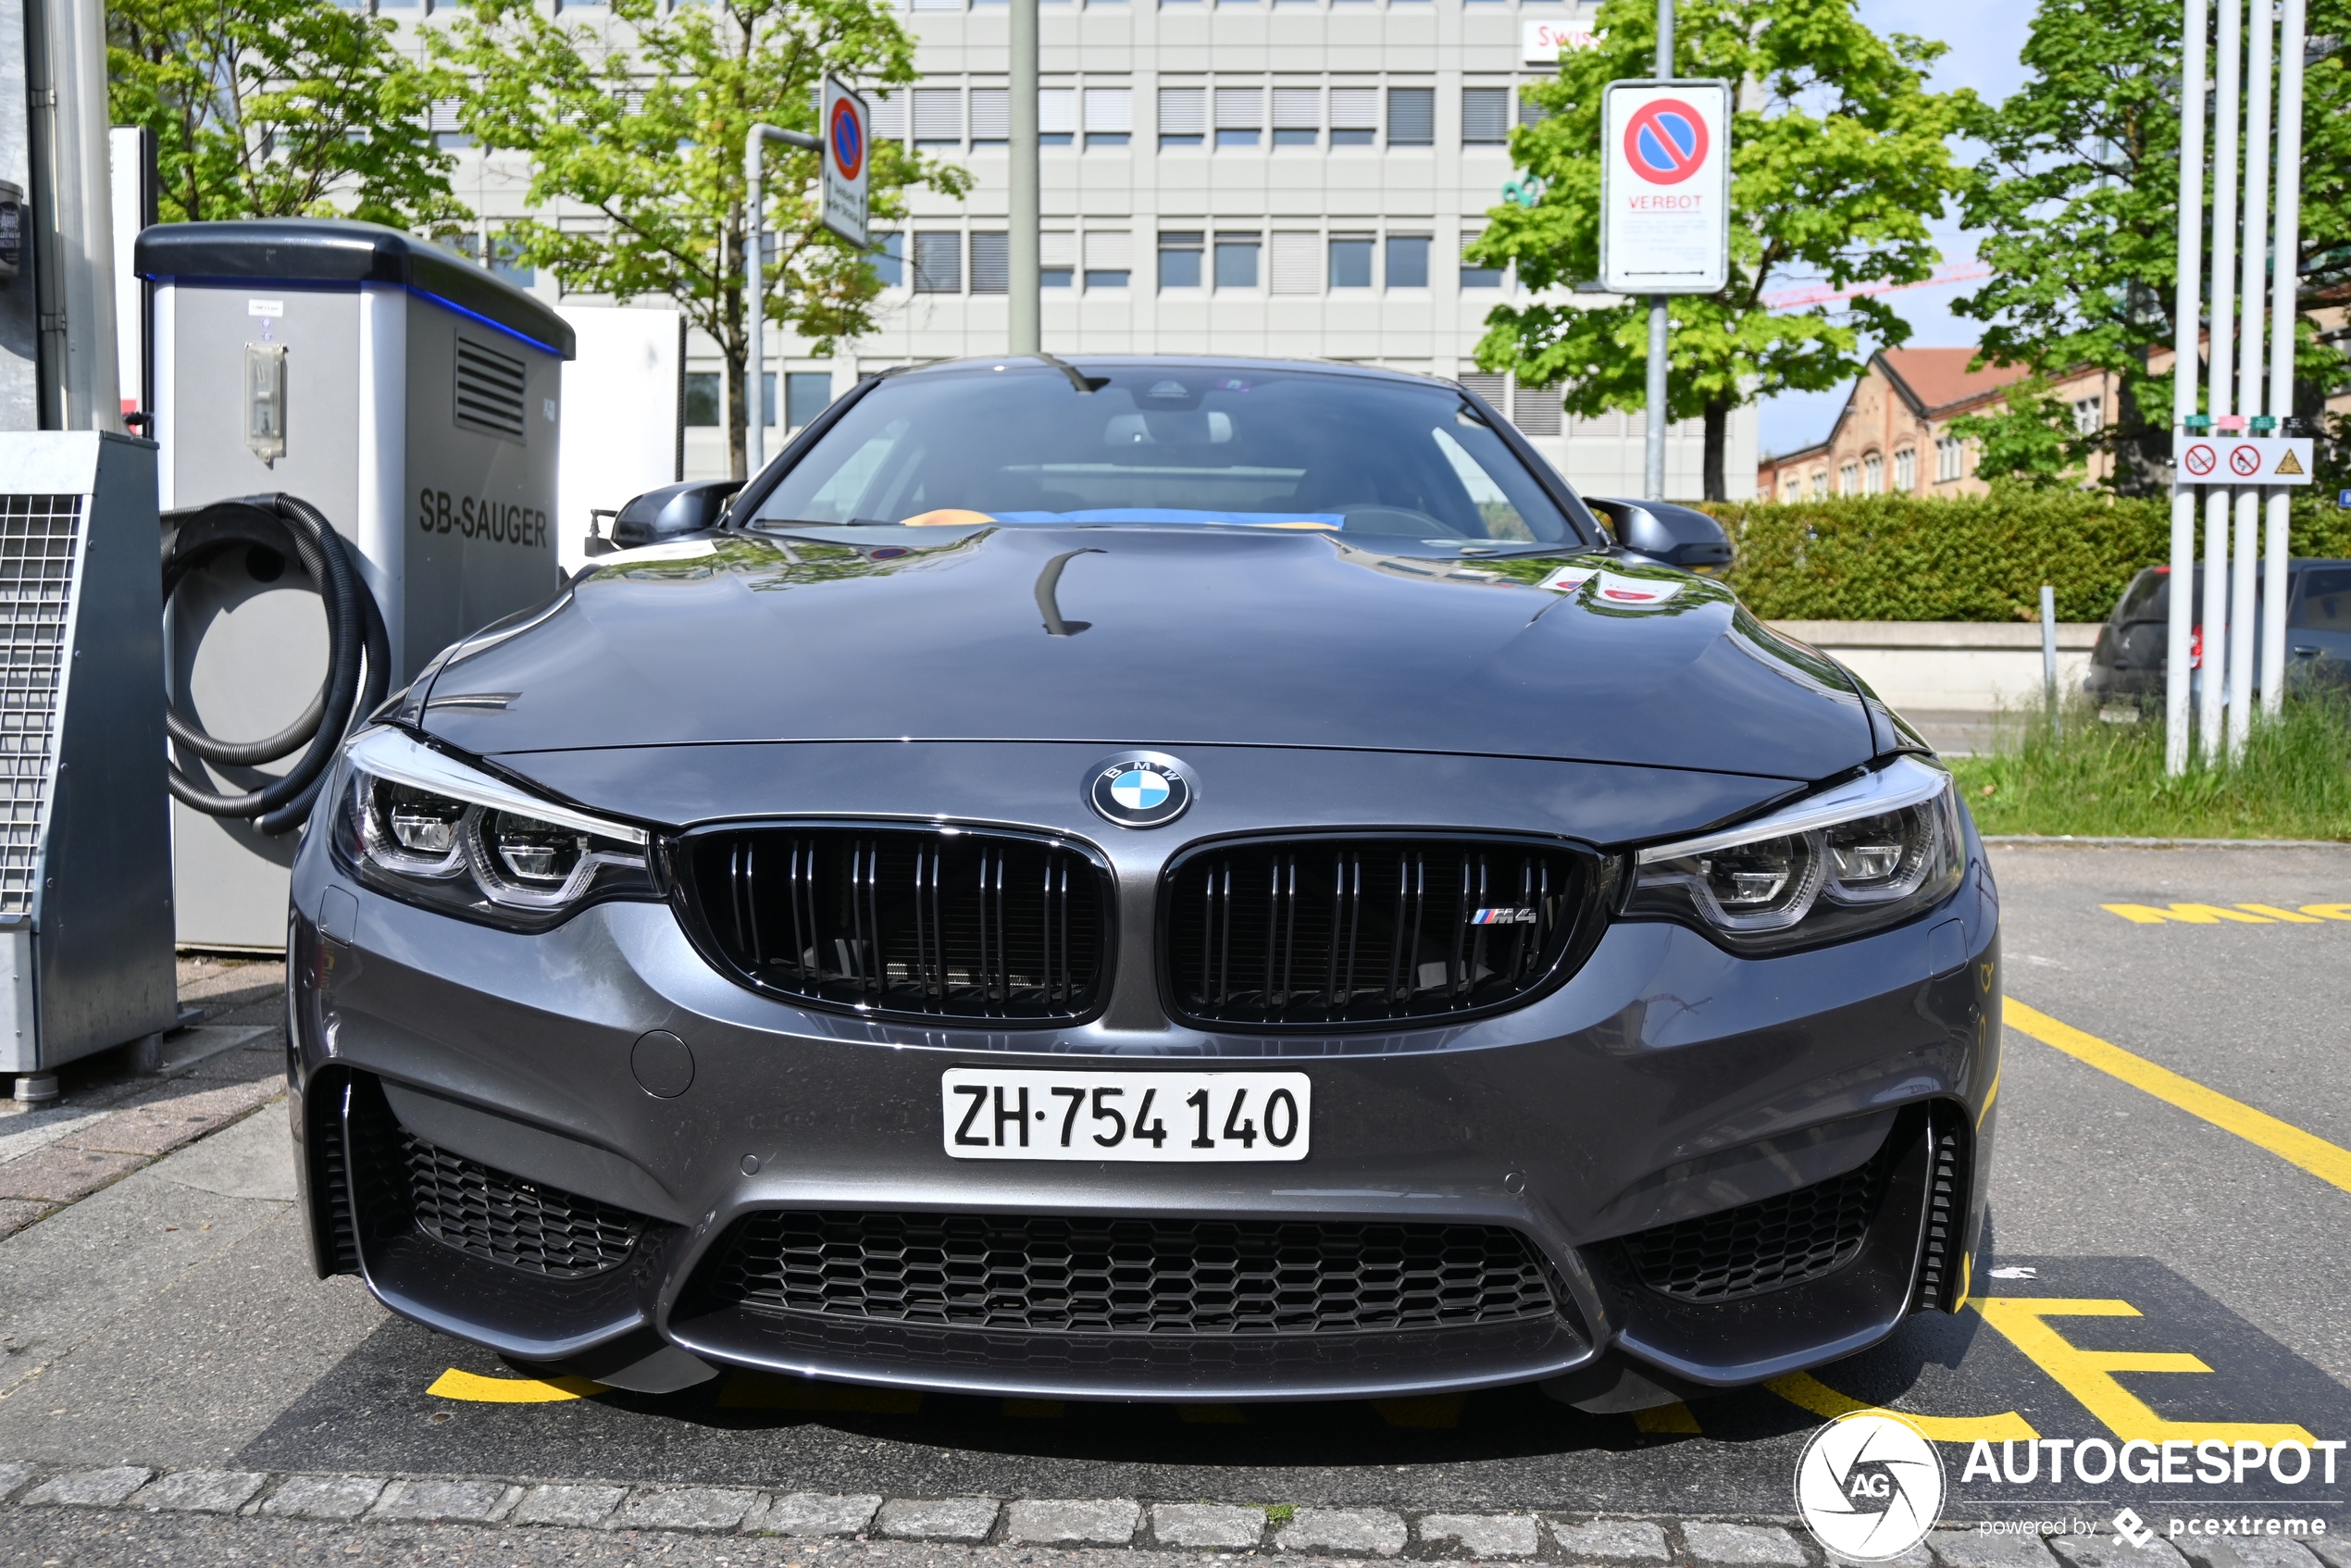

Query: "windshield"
<box><xmin>746</xmin><ymin>364</ymin><xmax>1590</xmax><ymax>544</ymax></box>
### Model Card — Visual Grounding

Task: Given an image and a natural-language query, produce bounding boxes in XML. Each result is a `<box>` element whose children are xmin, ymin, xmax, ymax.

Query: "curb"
<box><xmin>11</xmin><ymin>1464</ymin><xmax>2331</xmax><ymax>1568</ymax></box>
<box><xmin>1981</xmin><ymin>835</ymin><xmax>2351</xmax><ymax>850</ymax></box>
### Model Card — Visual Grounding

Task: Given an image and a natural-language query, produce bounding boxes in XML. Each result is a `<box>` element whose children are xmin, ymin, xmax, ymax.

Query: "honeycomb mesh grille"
<box><xmin>703</xmin><ymin>1212</ymin><xmax>1563</xmax><ymax>1337</ymax></box>
<box><xmin>1623</xmin><ymin>1153</ymin><xmax>1888</xmax><ymax>1303</ymax></box>
<box><xmin>0</xmin><ymin>495</ymin><xmax>82</xmax><ymax>915</ymax></box>
<box><xmin>398</xmin><ymin>1130</ymin><xmax>643</xmax><ymax>1279</ymax></box>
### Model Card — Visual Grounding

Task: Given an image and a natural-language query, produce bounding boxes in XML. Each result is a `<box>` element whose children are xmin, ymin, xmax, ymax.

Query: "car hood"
<box><xmin>417</xmin><ymin>525</ymin><xmax>1877</xmax><ymax>779</ymax></box>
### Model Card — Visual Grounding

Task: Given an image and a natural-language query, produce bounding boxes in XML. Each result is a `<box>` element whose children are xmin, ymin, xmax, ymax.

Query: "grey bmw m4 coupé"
<box><xmin>289</xmin><ymin>356</ymin><xmax>1998</xmax><ymax>1411</ymax></box>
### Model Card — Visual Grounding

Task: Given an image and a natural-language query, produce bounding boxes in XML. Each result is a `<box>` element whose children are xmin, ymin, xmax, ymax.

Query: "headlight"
<box><xmin>332</xmin><ymin>727</ymin><xmax>657</xmax><ymax>931</ymax></box>
<box><xmin>1625</xmin><ymin>755</ymin><xmax>1963</xmax><ymax>953</ymax></box>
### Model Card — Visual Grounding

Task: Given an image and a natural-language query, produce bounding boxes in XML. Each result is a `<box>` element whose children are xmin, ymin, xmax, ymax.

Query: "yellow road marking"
<box><xmin>1374</xmin><ymin>1394</ymin><xmax>1465</xmax><ymax>1429</ymax></box>
<box><xmin>2101</xmin><ymin>902</ymin><xmax>2275</xmax><ymax>925</ymax></box>
<box><xmin>2005</xmin><ymin>1000</ymin><xmax>2351</xmax><ymax>1196</ymax></box>
<box><xmin>2302</xmin><ymin>904</ymin><xmax>2351</xmax><ymax>921</ymax></box>
<box><xmin>428</xmin><ymin>1368</ymin><xmax>604</xmax><ymax>1403</ymax></box>
<box><xmin>1632</xmin><ymin>1401</ymin><xmax>1700</xmax><ymax>1434</ymax></box>
<box><xmin>1974</xmin><ymin>1298</ymin><xmax>2315</xmax><ymax>1445</ymax></box>
<box><xmin>2235</xmin><ymin>903</ymin><xmax>2326</xmax><ymax>924</ymax></box>
<box><xmin>1764</xmin><ymin>1370</ymin><xmax>2036</xmax><ymax>1441</ymax></box>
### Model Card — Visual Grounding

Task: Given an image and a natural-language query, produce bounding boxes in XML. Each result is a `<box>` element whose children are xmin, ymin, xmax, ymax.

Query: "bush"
<box><xmin>1707</xmin><ymin>492</ymin><xmax>2351</xmax><ymax>622</ymax></box>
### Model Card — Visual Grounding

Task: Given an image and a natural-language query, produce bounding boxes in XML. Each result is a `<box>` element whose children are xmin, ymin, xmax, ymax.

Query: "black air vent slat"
<box><xmin>1623</xmin><ymin>1144</ymin><xmax>1892</xmax><ymax>1303</ymax></box>
<box><xmin>684</xmin><ymin>826</ymin><xmax>1112</xmax><ymax>1024</ymax></box>
<box><xmin>454</xmin><ymin>336</ymin><xmax>529</xmax><ymax>442</ymax></box>
<box><xmin>702</xmin><ymin>1212</ymin><xmax>1563</xmax><ymax>1338</ymax></box>
<box><xmin>1163</xmin><ymin>837</ymin><xmax>1588</xmax><ymax>1029</ymax></box>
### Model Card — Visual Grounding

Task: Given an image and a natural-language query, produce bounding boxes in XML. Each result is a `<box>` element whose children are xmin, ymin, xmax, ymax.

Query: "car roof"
<box><xmin>886</xmin><ymin>355</ymin><xmax>1461</xmax><ymax>392</ymax></box>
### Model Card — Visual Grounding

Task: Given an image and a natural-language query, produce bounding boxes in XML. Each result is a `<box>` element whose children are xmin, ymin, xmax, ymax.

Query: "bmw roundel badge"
<box><xmin>1086</xmin><ymin>752</ymin><xmax>1194</xmax><ymax>829</ymax></box>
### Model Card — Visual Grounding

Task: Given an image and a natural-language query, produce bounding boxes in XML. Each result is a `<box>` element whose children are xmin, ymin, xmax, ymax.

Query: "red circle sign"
<box><xmin>2183</xmin><ymin>442</ymin><xmax>2217</xmax><ymax>477</ymax></box>
<box><xmin>829</xmin><ymin>96</ymin><xmax>865</xmax><ymax>182</ymax></box>
<box><xmin>1623</xmin><ymin>99</ymin><xmax>1710</xmax><ymax>186</ymax></box>
<box><xmin>2228</xmin><ymin>443</ymin><xmax>2261</xmax><ymax>477</ymax></box>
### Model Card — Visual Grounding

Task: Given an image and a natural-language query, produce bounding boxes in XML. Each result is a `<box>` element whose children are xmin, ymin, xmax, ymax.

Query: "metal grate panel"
<box><xmin>454</xmin><ymin>335</ymin><xmax>529</xmax><ymax>442</ymax></box>
<box><xmin>0</xmin><ymin>494</ymin><xmax>82</xmax><ymax>916</ymax></box>
<box><xmin>703</xmin><ymin>1212</ymin><xmax>1563</xmax><ymax>1337</ymax></box>
<box><xmin>1623</xmin><ymin>1151</ymin><xmax>1888</xmax><ymax>1303</ymax></box>
<box><xmin>1163</xmin><ymin>837</ymin><xmax>1587</xmax><ymax>1029</ymax></box>
<box><xmin>681</xmin><ymin>825</ymin><xmax>1111</xmax><ymax>1024</ymax></box>
<box><xmin>399</xmin><ymin>1130</ymin><xmax>643</xmax><ymax>1278</ymax></box>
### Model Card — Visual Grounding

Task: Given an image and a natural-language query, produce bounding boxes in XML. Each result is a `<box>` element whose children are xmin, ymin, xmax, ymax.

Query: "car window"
<box><xmin>2296</xmin><ymin>567</ymin><xmax>2351</xmax><ymax>630</ymax></box>
<box><xmin>747</xmin><ymin>366</ymin><xmax>1586</xmax><ymax>543</ymax></box>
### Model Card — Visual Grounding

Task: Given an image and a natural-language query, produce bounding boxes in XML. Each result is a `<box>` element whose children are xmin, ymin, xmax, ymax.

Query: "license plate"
<box><xmin>941</xmin><ymin>1069</ymin><xmax>1312</xmax><ymax>1163</ymax></box>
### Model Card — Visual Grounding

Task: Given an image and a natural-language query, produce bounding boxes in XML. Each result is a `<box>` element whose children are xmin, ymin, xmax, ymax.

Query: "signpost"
<box><xmin>1599</xmin><ymin>55</ymin><xmax>1729</xmax><ymax>501</ymax></box>
<box><xmin>820</xmin><ymin>77</ymin><xmax>870</xmax><ymax>251</ymax></box>
<box><xmin>746</xmin><ymin>78</ymin><xmax>867</xmax><ymax>472</ymax></box>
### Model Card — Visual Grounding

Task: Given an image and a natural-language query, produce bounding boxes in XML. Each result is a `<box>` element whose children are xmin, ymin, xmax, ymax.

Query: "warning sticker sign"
<box><xmin>2174</xmin><ymin>436</ymin><xmax>2315</xmax><ymax>486</ymax></box>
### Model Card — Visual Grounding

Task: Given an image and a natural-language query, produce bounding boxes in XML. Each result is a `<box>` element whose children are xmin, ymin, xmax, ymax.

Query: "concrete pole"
<box><xmin>2226</xmin><ymin>0</ymin><xmax>2271</xmax><ymax>758</ymax></box>
<box><xmin>1009</xmin><ymin>0</ymin><xmax>1040</xmax><ymax>355</ymax></box>
<box><xmin>29</xmin><ymin>0</ymin><xmax>119</xmax><ymax>431</ymax></box>
<box><xmin>1643</xmin><ymin>0</ymin><xmax>1673</xmax><ymax>502</ymax></box>
<box><xmin>2165</xmin><ymin>0</ymin><xmax>2208</xmax><ymax>776</ymax></box>
<box><xmin>2200</xmin><ymin>0</ymin><xmax>2242</xmax><ymax>765</ymax></box>
<box><xmin>745</xmin><ymin>123</ymin><xmax>820</xmax><ymax>476</ymax></box>
<box><xmin>2262</xmin><ymin>0</ymin><xmax>2305</xmax><ymax>717</ymax></box>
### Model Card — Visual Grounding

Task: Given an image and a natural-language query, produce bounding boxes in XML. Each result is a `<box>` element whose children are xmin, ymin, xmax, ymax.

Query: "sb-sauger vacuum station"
<box><xmin>0</xmin><ymin>21</ymin><xmax>578</xmax><ymax>1104</ymax></box>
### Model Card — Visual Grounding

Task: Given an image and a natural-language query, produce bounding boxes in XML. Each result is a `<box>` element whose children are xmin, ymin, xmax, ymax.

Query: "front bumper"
<box><xmin>287</xmin><ymin>752</ymin><xmax>2001</xmax><ymax>1403</ymax></box>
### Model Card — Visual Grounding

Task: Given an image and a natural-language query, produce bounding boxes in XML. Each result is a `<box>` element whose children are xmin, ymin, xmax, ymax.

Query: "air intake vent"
<box><xmin>1911</xmin><ymin>1107</ymin><xmax>1967</xmax><ymax>1313</ymax></box>
<box><xmin>702</xmin><ymin>1212</ymin><xmax>1565</xmax><ymax>1337</ymax></box>
<box><xmin>0</xmin><ymin>494</ymin><xmax>83</xmax><ymax>916</ymax></box>
<box><xmin>1162</xmin><ymin>836</ymin><xmax>1595</xmax><ymax>1030</ymax></box>
<box><xmin>454</xmin><ymin>335</ymin><xmax>529</xmax><ymax>442</ymax></box>
<box><xmin>1623</xmin><ymin>1147</ymin><xmax>1890</xmax><ymax>1303</ymax></box>
<box><xmin>678</xmin><ymin>825</ymin><xmax>1113</xmax><ymax>1025</ymax></box>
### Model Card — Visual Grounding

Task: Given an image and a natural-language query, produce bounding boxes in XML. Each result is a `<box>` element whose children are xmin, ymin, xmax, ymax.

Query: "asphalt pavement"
<box><xmin>3</xmin><ymin>843</ymin><xmax>2347</xmax><ymax>1563</ymax></box>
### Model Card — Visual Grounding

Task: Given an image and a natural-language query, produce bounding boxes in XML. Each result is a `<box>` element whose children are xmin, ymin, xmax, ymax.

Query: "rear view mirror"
<box><xmin>1587</xmin><ymin>498</ymin><xmax>1735</xmax><ymax>575</ymax></box>
<box><xmin>1104</xmin><ymin>411</ymin><xmax>1233</xmax><ymax>447</ymax></box>
<box><xmin>603</xmin><ymin>479</ymin><xmax>745</xmax><ymax>552</ymax></box>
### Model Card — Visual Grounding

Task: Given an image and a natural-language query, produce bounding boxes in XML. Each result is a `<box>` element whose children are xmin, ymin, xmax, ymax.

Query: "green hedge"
<box><xmin>1704</xmin><ymin>493</ymin><xmax>2351</xmax><ymax>622</ymax></box>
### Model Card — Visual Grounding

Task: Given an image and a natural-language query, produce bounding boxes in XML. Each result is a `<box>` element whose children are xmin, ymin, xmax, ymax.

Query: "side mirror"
<box><xmin>1587</xmin><ymin>498</ymin><xmax>1735</xmax><ymax>575</ymax></box>
<box><xmin>608</xmin><ymin>479</ymin><xmax>745</xmax><ymax>550</ymax></box>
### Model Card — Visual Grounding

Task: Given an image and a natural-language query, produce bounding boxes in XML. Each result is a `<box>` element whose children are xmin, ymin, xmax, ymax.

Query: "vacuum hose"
<box><xmin>162</xmin><ymin>494</ymin><xmax>390</xmax><ymax>836</ymax></box>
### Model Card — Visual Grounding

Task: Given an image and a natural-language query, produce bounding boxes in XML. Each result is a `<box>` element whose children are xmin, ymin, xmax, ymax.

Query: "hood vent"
<box><xmin>454</xmin><ymin>335</ymin><xmax>528</xmax><ymax>442</ymax></box>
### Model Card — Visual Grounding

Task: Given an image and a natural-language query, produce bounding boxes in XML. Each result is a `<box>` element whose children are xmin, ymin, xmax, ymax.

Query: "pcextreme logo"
<box><xmin>1796</xmin><ymin>1412</ymin><xmax>1947</xmax><ymax>1561</ymax></box>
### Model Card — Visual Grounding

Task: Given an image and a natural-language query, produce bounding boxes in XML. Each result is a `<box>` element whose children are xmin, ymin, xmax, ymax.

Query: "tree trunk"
<box><xmin>725</xmin><ymin>217</ymin><xmax>748</xmax><ymax>480</ymax></box>
<box><xmin>1702</xmin><ymin>396</ymin><xmax>1731</xmax><ymax>502</ymax></box>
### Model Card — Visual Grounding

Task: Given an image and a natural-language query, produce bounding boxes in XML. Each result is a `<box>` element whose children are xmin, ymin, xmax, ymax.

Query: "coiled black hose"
<box><xmin>162</xmin><ymin>494</ymin><xmax>390</xmax><ymax>836</ymax></box>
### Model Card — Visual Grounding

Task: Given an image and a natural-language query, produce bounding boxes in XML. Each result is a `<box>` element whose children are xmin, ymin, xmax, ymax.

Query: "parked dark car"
<box><xmin>288</xmin><ymin>357</ymin><xmax>1996</xmax><ymax>1412</ymax></box>
<box><xmin>2085</xmin><ymin>559</ymin><xmax>2351</xmax><ymax>704</ymax></box>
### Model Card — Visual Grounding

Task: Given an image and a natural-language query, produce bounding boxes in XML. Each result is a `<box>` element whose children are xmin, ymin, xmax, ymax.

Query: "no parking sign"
<box><xmin>820</xmin><ymin>75</ymin><xmax>869</xmax><ymax>249</ymax></box>
<box><xmin>1600</xmin><ymin>80</ymin><xmax>1731</xmax><ymax>294</ymax></box>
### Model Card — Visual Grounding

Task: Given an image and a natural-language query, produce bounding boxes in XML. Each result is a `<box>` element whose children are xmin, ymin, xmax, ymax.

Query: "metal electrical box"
<box><xmin>136</xmin><ymin>219</ymin><xmax>577</xmax><ymax>952</ymax></box>
<box><xmin>0</xmin><ymin>433</ymin><xmax>178</xmax><ymax>1074</ymax></box>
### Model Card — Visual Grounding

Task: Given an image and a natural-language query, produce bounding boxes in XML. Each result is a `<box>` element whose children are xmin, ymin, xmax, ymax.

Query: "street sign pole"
<box><xmin>1644</xmin><ymin>0</ymin><xmax>1673</xmax><ymax>502</ymax></box>
<box><xmin>2199</xmin><ymin>0</ymin><xmax>2241</xmax><ymax>767</ymax></box>
<box><xmin>2260</xmin><ymin>0</ymin><xmax>2307</xmax><ymax>718</ymax></box>
<box><xmin>2227</xmin><ymin>0</ymin><xmax>2273</xmax><ymax>759</ymax></box>
<box><xmin>1010</xmin><ymin>0</ymin><xmax>1040</xmax><ymax>355</ymax></box>
<box><xmin>2164</xmin><ymin>0</ymin><xmax>2205</xmax><ymax>776</ymax></box>
<box><xmin>745</xmin><ymin>82</ymin><xmax>866</xmax><ymax>475</ymax></box>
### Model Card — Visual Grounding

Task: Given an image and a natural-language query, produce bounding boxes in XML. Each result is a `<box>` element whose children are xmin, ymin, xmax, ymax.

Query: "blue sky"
<box><xmin>1753</xmin><ymin>0</ymin><xmax>2043</xmax><ymax>457</ymax></box>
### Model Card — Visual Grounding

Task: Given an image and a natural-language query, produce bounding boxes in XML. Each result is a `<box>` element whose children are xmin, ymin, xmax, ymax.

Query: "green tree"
<box><xmin>107</xmin><ymin>0</ymin><xmax>462</xmax><ymax>227</ymax></box>
<box><xmin>1957</xmin><ymin>0</ymin><xmax>2351</xmax><ymax>494</ymax></box>
<box><xmin>432</xmin><ymin>0</ymin><xmax>968</xmax><ymax>479</ymax></box>
<box><xmin>1469</xmin><ymin>0</ymin><xmax>1971</xmax><ymax>500</ymax></box>
<box><xmin>1947</xmin><ymin>379</ymin><xmax>2084</xmax><ymax>487</ymax></box>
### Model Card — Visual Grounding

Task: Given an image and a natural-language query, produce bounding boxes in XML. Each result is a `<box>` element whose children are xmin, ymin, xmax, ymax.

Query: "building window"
<box><xmin>868</xmin><ymin>92</ymin><xmax>905</xmax><ymax>143</ymax></box>
<box><xmin>1270</xmin><ymin>231</ymin><xmax>1318</xmax><ymax>295</ymax></box>
<box><xmin>1513</xmin><ymin>381</ymin><xmax>1561</xmax><ymax>437</ymax></box>
<box><xmin>1039</xmin><ymin>87</ymin><xmax>1075</xmax><ymax>146</ymax></box>
<box><xmin>1158</xmin><ymin>230</ymin><xmax>1203</xmax><ymax>289</ymax></box>
<box><xmin>683</xmin><ymin>372</ymin><xmax>721</xmax><ymax>427</ymax></box>
<box><xmin>869</xmin><ymin>232</ymin><xmax>902</xmax><ymax>287</ymax></box>
<box><xmin>1462</xmin><ymin>87</ymin><xmax>1509</xmax><ymax>144</ymax></box>
<box><xmin>785</xmin><ymin>373</ymin><xmax>832</xmax><ymax>431</ymax></box>
<box><xmin>1273</xmin><ymin>84</ymin><xmax>1320</xmax><ymax>146</ymax></box>
<box><xmin>1215</xmin><ymin>86</ymin><xmax>1263</xmax><ymax>146</ymax></box>
<box><xmin>1458</xmin><ymin>371</ymin><xmax>1505</xmax><ymax>411</ymax></box>
<box><xmin>1935</xmin><ymin>434</ymin><xmax>1964</xmax><ymax>482</ymax></box>
<box><xmin>970</xmin><ymin>231</ymin><xmax>1009</xmax><ymax>292</ymax></box>
<box><xmin>1330</xmin><ymin>86</ymin><xmax>1377</xmax><ymax>145</ymax></box>
<box><xmin>969</xmin><ymin>87</ymin><xmax>1008</xmax><ymax>146</ymax></box>
<box><xmin>913</xmin><ymin>231</ymin><xmax>962</xmax><ymax>292</ymax></box>
<box><xmin>1041</xmin><ymin>230</ymin><xmax>1076</xmax><ymax>288</ymax></box>
<box><xmin>1328</xmin><ymin>234</ymin><xmax>1374</xmax><ymax>289</ymax></box>
<box><xmin>1387</xmin><ymin>233</ymin><xmax>1430</xmax><ymax>289</ymax></box>
<box><xmin>1518</xmin><ymin>88</ymin><xmax>1550</xmax><ymax>127</ymax></box>
<box><xmin>1158</xmin><ymin>86</ymin><xmax>1204</xmax><ymax>147</ymax></box>
<box><xmin>1084</xmin><ymin>86</ymin><xmax>1131</xmax><ymax>147</ymax></box>
<box><xmin>1782</xmin><ymin>476</ymin><xmax>1800</xmax><ymax>503</ymax></box>
<box><xmin>913</xmin><ymin>87</ymin><xmax>962</xmax><ymax>148</ymax></box>
<box><xmin>1836</xmin><ymin>463</ymin><xmax>1857</xmax><ymax>495</ymax></box>
<box><xmin>2073</xmin><ymin>394</ymin><xmax>2104</xmax><ymax>434</ymax></box>
<box><xmin>1214</xmin><ymin>231</ymin><xmax>1261</xmax><ymax>289</ymax></box>
<box><xmin>1894</xmin><ymin>446</ymin><xmax>1916</xmax><ymax>492</ymax></box>
<box><xmin>1387</xmin><ymin>86</ymin><xmax>1435</xmax><ymax>146</ymax></box>
<box><xmin>1083</xmin><ymin>230</ymin><xmax>1131</xmax><ymax>289</ymax></box>
<box><xmin>1460</xmin><ymin>227</ymin><xmax>1501</xmax><ymax>289</ymax></box>
<box><xmin>1862</xmin><ymin>453</ymin><xmax>1884</xmax><ymax>494</ymax></box>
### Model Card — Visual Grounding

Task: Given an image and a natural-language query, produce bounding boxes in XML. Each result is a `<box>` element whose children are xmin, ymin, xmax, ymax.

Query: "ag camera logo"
<box><xmin>1796</xmin><ymin>1411</ymin><xmax>1947</xmax><ymax>1561</ymax></box>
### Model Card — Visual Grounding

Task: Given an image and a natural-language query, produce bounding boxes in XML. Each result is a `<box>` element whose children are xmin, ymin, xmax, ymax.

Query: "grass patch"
<box><xmin>1946</xmin><ymin>693</ymin><xmax>2351</xmax><ymax>841</ymax></box>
